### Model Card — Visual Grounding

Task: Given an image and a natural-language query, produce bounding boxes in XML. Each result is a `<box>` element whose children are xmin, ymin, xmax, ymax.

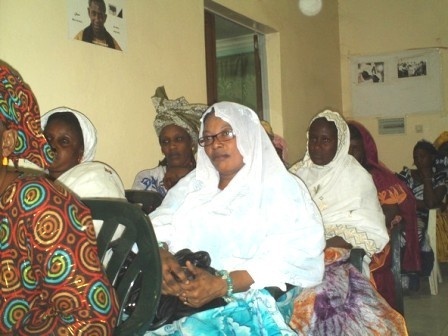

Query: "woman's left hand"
<box><xmin>178</xmin><ymin>261</ymin><xmax>227</xmax><ymax>308</ymax></box>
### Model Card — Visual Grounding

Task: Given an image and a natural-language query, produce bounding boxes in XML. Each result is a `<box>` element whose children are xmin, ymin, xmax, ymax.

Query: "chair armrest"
<box><xmin>349</xmin><ymin>248</ymin><xmax>366</xmax><ymax>273</ymax></box>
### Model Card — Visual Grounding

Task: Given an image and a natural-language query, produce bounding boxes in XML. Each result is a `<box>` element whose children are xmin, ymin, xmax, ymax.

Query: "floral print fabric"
<box><xmin>145</xmin><ymin>289</ymin><xmax>296</xmax><ymax>336</ymax></box>
<box><xmin>285</xmin><ymin>248</ymin><xmax>408</xmax><ymax>336</ymax></box>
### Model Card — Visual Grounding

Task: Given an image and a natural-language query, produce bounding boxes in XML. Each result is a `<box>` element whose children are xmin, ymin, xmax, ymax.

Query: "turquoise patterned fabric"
<box><xmin>145</xmin><ymin>289</ymin><xmax>296</xmax><ymax>336</ymax></box>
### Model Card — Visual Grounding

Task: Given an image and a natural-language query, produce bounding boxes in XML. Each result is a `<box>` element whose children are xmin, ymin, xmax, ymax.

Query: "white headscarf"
<box><xmin>151</xmin><ymin>102</ymin><xmax>325</xmax><ymax>290</ymax></box>
<box><xmin>41</xmin><ymin>107</ymin><xmax>97</xmax><ymax>162</ymax></box>
<box><xmin>290</xmin><ymin>110</ymin><xmax>388</xmax><ymax>257</ymax></box>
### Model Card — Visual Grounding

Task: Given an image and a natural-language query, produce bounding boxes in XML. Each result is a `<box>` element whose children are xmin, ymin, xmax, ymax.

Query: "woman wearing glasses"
<box><xmin>148</xmin><ymin>102</ymin><xmax>325</xmax><ymax>334</ymax></box>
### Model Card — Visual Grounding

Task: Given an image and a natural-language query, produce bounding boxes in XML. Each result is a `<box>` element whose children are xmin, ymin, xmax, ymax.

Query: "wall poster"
<box><xmin>68</xmin><ymin>0</ymin><xmax>126</xmax><ymax>51</ymax></box>
<box><xmin>350</xmin><ymin>48</ymin><xmax>444</xmax><ymax>117</ymax></box>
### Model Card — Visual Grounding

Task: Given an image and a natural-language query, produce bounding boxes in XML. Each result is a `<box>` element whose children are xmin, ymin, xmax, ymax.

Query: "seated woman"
<box><xmin>433</xmin><ymin>131</ymin><xmax>448</xmax><ymax>263</ymax></box>
<box><xmin>147</xmin><ymin>102</ymin><xmax>325</xmax><ymax>334</ymax></box>
<box><xmin>0</xmin><ymin>62</ymin><xmax>118</xmax><ymax>335</ymax></box>
<box><xmin>41</xmin><ymin>107</ymin><xmax>125</xmax><ymax>199</ymax></box>
<box><xmin>288</xmin><ymin>110</ymin><xmax>406</xmax><ymax>334</ymax></box>
<box><xmin>348</xmin><ymin>120</ymin><xmax>420</xmax><ymax>305</ymax></box>
<box><xmin>398</xmin><ymin>140</ymin><xmax>447</xmax><ymax>277</ymax></box>
<box><xmin>132</xmin><ymin>86</ymin><xmax>207</xmax><ymax>196</ymax></box>
<box><xmin>290</xmin><ymin>110</ymin><xmax>389</xmax><ymax>271</ymax></box>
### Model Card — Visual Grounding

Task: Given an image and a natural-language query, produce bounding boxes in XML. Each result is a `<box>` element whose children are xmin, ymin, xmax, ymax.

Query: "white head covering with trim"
<box><xmin>150</xmin><ymin>102</ymin><xmax>325</xmax><ymax>290</ymax></box>
<box><xmin>152</xmin><ymin>86</ymin><xmax>207</xmax><ymax>149</ymax></box>
<box><xmin>290</xmin><ymin>110</ymin><xmax>388</xmax><ymax>258</ymax></box>
<box><xmin>41</xmin><ymin>107</ymin><xmax>97</xmax><ymax>162</ymax></box>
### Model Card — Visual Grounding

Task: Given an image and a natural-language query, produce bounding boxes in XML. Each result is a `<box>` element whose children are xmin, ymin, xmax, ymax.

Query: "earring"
<box><xmin>2</xmin><ymin>157</ymin><xmax>8</xmax><ymax>166</ymax></box>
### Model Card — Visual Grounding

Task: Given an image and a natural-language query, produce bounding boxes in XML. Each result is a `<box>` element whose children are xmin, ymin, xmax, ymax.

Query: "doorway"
<box><xmin>204</xmin><ymin>4</ymin><xmax>271</xmax><ymax>120</ymax></box>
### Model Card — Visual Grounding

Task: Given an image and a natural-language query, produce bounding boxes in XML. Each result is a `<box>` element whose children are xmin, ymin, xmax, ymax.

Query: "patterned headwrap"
<box><xmin>0</xmin><ymin>64</ymin><xmax>53</xmax><ymax>168</ymax></box>
<box><xmin>433</xmin><ymin>131</ymin><xmax>448</xmax><ymax>150</ymax></box>
<box><xmin>152</xmin><ymin>86</ymin><xmax>207</xmax><ymax>149</ymax></box>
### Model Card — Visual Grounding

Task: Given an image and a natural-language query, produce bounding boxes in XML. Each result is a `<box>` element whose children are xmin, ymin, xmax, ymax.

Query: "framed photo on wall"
<box><xmin>350</xmin><ymin>48</ymin><xmax>444</xmax><ymax>117</ymax></box>
<box><xmin>68</xmin><ymin>0</ymin><xmax>126</xmax><ymax>51</ymax></box>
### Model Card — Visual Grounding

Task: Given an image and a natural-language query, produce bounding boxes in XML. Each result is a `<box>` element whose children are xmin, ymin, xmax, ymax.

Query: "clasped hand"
<box><xmin>160</xmin><ymin>249</ymin><xmax>226</xmax><ymax>308</ymax></box>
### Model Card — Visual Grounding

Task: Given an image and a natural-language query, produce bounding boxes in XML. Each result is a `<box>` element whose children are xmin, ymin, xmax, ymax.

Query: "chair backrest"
<box><xmin>349</xmin><ymin>248</ymin><xmax>366</xmax><ymax>273</ymax></box>
<box><xmin>82</xmin><ymin>198</ymin><xmax>162</xmax><ymax>336</ymax></box>
<box><xmin>350</xmin><ymin>224</ymin><xmax>404</xmax><ymax>316</ymax></box>
<box><xmin>125</xmin><ymin>189</ymin><xmax>164</xmax><ymax>214</ymax></box>
<box><xmin>390</xmin><ymin>223</ymin><xmax>404</xmax><ymax>315</ymax></box>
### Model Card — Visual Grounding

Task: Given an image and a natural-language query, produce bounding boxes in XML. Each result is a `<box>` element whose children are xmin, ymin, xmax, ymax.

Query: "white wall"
<box><xmin>339</xmin><ymin>0</ymin><xmax>448</xmax><ymax>171</ymax></box>
<box><xmin>1</xmin><ymin>0</ymin><xmax>342</xmax><ymax>185</ymax></box>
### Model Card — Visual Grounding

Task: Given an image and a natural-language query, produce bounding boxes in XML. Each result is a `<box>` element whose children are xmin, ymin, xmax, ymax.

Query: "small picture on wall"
<box><xmin>357</xmin><ymin>62</ymin><xmax>384</xmax><ymax>84</ymax></box>
<box><xmin>397</xmin><ymin>57</ymin><xmax>427</xmax><ymax>78</ymax></box>
<box><xmin>68</xmin><ymin>0</ymin><xmax>126</xmax><ymax>51</ymax></box>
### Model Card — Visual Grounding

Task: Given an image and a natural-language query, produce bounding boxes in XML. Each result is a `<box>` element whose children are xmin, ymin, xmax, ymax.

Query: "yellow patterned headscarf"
<box><xmin>0</xmin><ymin>63</ymin><xmax>53</xmax><ymax>168</ymax></box>
<box><xmin>433</xmin><ymin>131</ymin><xmax>448</xmax><ymax>150</ymax></box>
<box><xmin>152</xmin><ymin>86</ymin><xmax>207</xmax><ymax>149</ymax></box>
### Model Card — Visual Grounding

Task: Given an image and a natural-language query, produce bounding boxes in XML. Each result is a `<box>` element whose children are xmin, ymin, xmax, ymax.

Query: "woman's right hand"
<box><xmin>159</xmin><ymin>249</ymin><xmax>189</xmax><ymax>296</ymax></box>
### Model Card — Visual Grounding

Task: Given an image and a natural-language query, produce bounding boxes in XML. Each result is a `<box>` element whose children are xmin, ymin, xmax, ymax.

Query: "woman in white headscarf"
<box><xmin>41</xmin><ymin>107</ymin><xmax>125</xmax><ymax>199</ymax></box>
<box><xmin>287</xmin><ymin>110</ymin><xmax>407</xmax><ymax>335</ymax></box>
<box><xmin>290</xmin><ymin>109</ymin><xmax>388</xmax><ymax>269</ymax></box>
<box><xmin>147</xmin><ymin>102</ymin><xmax>325</xmax><ymax>335</ymax></box>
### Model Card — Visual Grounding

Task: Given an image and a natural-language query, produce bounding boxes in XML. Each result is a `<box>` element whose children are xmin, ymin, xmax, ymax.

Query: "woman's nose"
<box><xmin>211</xmin><ymin>138</ymin><xmax>223</xmax><ymax>149</ymax></box>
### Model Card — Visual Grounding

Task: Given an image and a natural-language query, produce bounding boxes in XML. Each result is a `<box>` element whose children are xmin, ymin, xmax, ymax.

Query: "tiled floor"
<box><xmin>404</xmin><ymin>262</ymin><xmax>448</xmax><ymax>336</ymax></box>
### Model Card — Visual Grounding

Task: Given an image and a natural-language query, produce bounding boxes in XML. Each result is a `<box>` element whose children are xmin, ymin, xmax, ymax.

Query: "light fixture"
<box><xmin>298</xmin><ymin>0</ymin><xmax>323</xmax><ymax>16</ymax></box>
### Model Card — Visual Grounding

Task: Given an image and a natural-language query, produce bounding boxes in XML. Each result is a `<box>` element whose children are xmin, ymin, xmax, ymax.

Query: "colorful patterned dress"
<box><xmin>398</xmin><ymin>166</ymin><xmax>446</xmax><ymax>275</ymax></box>
<box><xmin>0</xmin><ymin>174</ymin><xmax>119</xmax><ymax>335</ymax></box>
<box><xmin>280</xmin><ymin>249</ymin><xmax>408</xmax><ymax>336</ymax></box>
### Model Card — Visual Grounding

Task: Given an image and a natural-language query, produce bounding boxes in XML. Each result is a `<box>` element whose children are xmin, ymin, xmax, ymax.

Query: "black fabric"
<box><xmin>81</xmin><ymin>25</ymin><xmax>116</xmax><ymax>49</ymax></box>
<box><xmin>148</xmin><ymin>249</ymin><xmax>227</xmax><ymax>330</ymax></box>
<box><xmin>118</xmin><ymin>249</ymin><xmax>293</xmax><ymax>331</ymax></box>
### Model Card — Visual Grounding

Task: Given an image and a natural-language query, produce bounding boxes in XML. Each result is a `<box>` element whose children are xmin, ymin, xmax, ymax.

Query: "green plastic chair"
<box><xmin>125</xmin><ymin>190</ymin><xmax>163</xmax><ymax>215</ymax></box>
<box><xmin>82</xmin><ymin>198</ymin><xmax>162</xmax><ymax>336</ymax></box>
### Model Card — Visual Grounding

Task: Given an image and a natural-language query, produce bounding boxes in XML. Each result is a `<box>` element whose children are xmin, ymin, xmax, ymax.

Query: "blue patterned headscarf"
<box><xmin>0</xmin><ymin>64</ymin><xmax>53</xmax><ymax>168</ymax></box>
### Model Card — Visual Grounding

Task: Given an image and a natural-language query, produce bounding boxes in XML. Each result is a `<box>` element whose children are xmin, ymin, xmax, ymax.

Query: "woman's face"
<box><xmin>413</xmin><ymin>147</ymin><xmax>434</xmax><ymax>170</ymax></box>
<box><xmin>349</xmin><ymin>137</ymin><xmax>366</xmax><ymax>166</ymax></box>
<box><xmin>159</xmin><ymin>124</ymin><xmax>194</xmax><ymax>168</ymax></box>
<box><xmin>202</xmin><ymin>114</ymin><xmax>244</xmax><ymax>182</ymax></box>
<box><xmin>44</xmin><ymin>119</ymin><xmax>84</xmax><ymax>179</ymax></box>
<box><xmin>308</xmin><ymin>118</ymin><xmax>338</xmax><ymax>166</ymax></box>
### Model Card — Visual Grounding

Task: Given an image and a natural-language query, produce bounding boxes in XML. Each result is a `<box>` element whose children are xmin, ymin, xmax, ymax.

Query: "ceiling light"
<box><xmin>298</xmin><ymin>0</ymin><xmax>323</xmax><ymax>16</ymax></box>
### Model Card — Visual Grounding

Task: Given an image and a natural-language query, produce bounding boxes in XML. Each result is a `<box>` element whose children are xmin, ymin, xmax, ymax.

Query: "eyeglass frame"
<box><xmin>198</xmin><ymin>129</ymin><xmax>236</xmax><ymax>147</ymax></box>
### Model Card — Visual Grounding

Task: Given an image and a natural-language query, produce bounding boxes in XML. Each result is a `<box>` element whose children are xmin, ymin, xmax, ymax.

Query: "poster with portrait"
<box><xmin>68</xmin><ymin>0</ymin><xmax>126</xmax><ymax>51</ymax></box>
<box><xmin>350</xmin><ymin>48</ymin><xmax>444</xmax><ymax>117</ymax></box>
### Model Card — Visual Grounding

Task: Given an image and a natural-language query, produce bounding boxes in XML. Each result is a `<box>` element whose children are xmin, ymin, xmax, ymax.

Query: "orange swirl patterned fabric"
<box><xmin>0</xmin><ymin>65</ymin><xmax>53</xmax><ymax>169</ymax></box>
<box><xmin>0</xmin><ymin>174</ymin><xmax>118</xmax><ymax>335</ymax></box>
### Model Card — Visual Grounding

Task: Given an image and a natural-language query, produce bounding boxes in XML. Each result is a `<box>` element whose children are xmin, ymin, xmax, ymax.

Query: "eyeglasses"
<box><xmin>198</xmin><ymin>129</ymin><xmax>235</xmax><ymax>147</ymax></box>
